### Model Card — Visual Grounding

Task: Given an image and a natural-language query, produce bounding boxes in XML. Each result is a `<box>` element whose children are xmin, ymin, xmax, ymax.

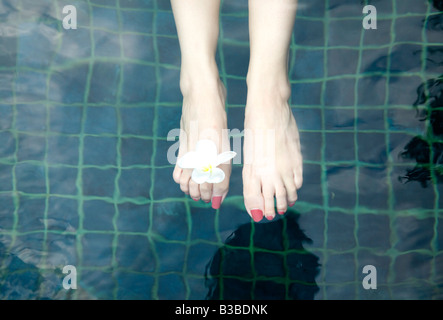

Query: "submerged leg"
<box><xmin>243</xmin><ymin>0</ymin><xmax>302</xmax><ymax>222</ymax></box>
<box><xmin>171</xmin><ymin>0</ymin><xmax>232</xmax><ymax>208</ymax></box>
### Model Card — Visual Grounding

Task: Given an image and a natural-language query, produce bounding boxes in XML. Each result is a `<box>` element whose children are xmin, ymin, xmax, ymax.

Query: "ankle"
<box><xmin>179</xmin><ymin>60</ymin><xmax>221</xmax><ymax>95</ymax></box>
<box><xmin>246</xmin><ymin>71</ymin><xmax>291</xmax><ymax>102</ymax></box>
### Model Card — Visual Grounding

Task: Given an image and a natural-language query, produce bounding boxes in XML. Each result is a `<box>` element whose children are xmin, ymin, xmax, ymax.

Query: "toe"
<box><xmin>211</xmin><ymin>195</ymin><xmax>223</xmax><ymax>209</ymax></box>
<box><xmin>200</xmin><ymin>182</ymin><xmax>213</xmax><ymax>203</ymax></box>
<box><xmin>173</xmin><ymin>166</ymin><xmax>182</xmax><ymax>184</ymax></box>
<box><xmin>283</xmin><ymin>175</ymin><xmax>298</xmax><ymax>206</ymax></box>
<box><xmin>294</xmin><ymin>168</ymin><xmax>303</xmax><ymax>190</ymax></box>
<box><xmin>275</xmin><ymin>182</ymin><xmax>287</xmax><ymax>215</ymax></box>
<box><xmin>262</xmin><ymin>185</ymin><xmax>276</xmax><ymax>220</ymax></box>
<box><xmin>189</xmin><ymin>180</ymin><xmax>200</xmax><ymax>201</ymax></box>
<box><xmin>179</xmin><ymin>169</ymin><xmax>192</xmax><ymax>195</ymax></box>
<box><xmin>243</xmin><ymin>168</ymin><xmax>264</xmax><ymax>222</ymax></box>
<box><xmin>212</xmin><ymin>164</ymin><xmax>230</xmax><ymax>209</ymax></box>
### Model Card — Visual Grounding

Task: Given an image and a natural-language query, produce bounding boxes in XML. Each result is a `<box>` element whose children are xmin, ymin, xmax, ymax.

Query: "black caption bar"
<box><xmin>1</xmin><ymin>300</ymin><xmax>434</xmax><ymax>318</ymax></box>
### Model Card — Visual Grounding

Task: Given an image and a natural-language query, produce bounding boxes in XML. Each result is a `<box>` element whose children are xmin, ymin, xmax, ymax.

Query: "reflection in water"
<box><xmin>205</xmin><ymin>214</ymin><xmax>319</xmax><ymax>300</ymax></box>
<box><xmin>0</xmin><ymin>241</ymin><xmax>42</xmax><ymax>299</ymax></box>
<box><xmin>432</xmin><ymin>0</ymin><xmax>443</xmax><ymax>11</ymax></box>
<box><xmin>400</xmin><ymin>2</ymin><xmax>443</xmax><ymax>186</ymax></box>
<box><xmin>0</xmin><ymin>239</ymin><xmax>92</xmax><ymax>299</ymax></box>
<box><xmin>427</xmin><ymin>13</ymin><xmax>443</xmax><ymax>31</ymax></box>
<box><xmin>400</xmin><ymin>74</ymin><xmax>443</xmax><ymax>187</ymax></box>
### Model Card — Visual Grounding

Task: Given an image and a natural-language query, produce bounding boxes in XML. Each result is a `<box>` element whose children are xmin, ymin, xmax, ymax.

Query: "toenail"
<box><xmin>278</xmin><ymin>211</ymin><xmax>285</xmax><ymax>215</ymax></box>
<box><xmin>289</xmin><ymin>202</ymin><xmax>295</xmax><ymax>207</ymax></box>
<box><xmin>192</xmin><ymin>198</ymin><xmax>199</xmax><ymax>202</ymax></box>
<box><xmin>251</xmin><ymin>209</ymin><xmax>263</xmax><ymax>222</ymax></box>
<box><xmin>204</xmin><ymin>200</ymin><xmax>210</xmax><ymax>203</ymax></box>
<box><xmin>212</xmin><ymin>196</ymin><xmax>222</xmax><ymax>209</ymax></box>
<box><xmin>265</xmin><ymin>215</ymin><xmax>274</xmax><ymax>221</ymax></box>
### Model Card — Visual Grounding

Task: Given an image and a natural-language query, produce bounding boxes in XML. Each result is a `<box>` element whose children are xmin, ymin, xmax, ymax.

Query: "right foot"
<box><xmin>172</xmin><ymin>76</ymin><xmax>232</xmax><ymax>209</ymax></box>
<box><xmin>242</xmin><ymin>76</ymin><xmax>303</xmax><ymax>222</ymax></box>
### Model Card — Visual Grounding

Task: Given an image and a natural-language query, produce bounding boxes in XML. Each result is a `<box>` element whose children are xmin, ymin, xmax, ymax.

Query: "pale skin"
<box><xmin>171</xmin><ymin>0</ymin><xmax>302</xmax><ymax>222</ymax></box>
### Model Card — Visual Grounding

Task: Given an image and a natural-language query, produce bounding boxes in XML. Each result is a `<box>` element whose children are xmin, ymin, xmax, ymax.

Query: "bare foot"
<box><xmin>243</xmin><ymin>78</ymin><xmax>303</xmax><ymax>222</ymax></box>
<box><xmin>172</xmin><ymin>77</ymin><xmax>232</xmax><ymax>209</ymax></box>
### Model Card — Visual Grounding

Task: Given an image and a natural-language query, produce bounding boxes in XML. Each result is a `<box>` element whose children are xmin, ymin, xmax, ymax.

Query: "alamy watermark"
<box><xmin>62</xmin><ymin>5</ymin><xmax>77</xmax><ymax>30</ymax></box>
<box><xmin>362</xmin><ymin>265</ymin><xmax>377</xmax><ymax>290</ymax></box>
<box><xmin>62</xmin><ymin>4</ymin><xmax>377</xmax><ymax>31</ymax></box>
<box><xmin>62</xmin><ymin>265</ymin><xmax>77</xmax><ymax>290</ymax></box>
<box><xmin>362</xmin><ymin>5</ymin><xmax>377</xmax><ymax>30</ymax></box>
<box><xmin>60</xmin><ymin>264</ymin><xmax>378</xmax><ymax>291</ymax></box>
<box><xmin>166</xmin><ymin>122</ymin><xmax>276</xmax><ymax>170</ymax></box>
<box><xmin>58</xmin><ymin>3</ymin><xmax>379</xmax><ymax>294</ymax></box>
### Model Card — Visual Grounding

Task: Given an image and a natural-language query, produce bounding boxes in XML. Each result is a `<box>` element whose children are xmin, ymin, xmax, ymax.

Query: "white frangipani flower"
<box><xmin>177</xmin><ymin>140</ymin><xmax>236</xmax><ymax>184</ymax></box>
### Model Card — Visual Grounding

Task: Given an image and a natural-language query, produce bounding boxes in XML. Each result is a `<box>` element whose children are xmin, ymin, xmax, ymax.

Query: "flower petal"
<box><xmin>191</xmin><ymin>168</ymin><xmax>211</xmax><ymax>184</ymax></box>
<box><xmin>195</xmin><ymin>139</ymin><xmax>218</xmax><ymax>158</ymax></box>
<box><xmin>206</xmin><ymin>168</ymin><xmax>225</xmax><ymax>183</ymax></box>
<box><xmin>216</xmin><ymin>151</ymin><xmax>237</xmax><ymax>165</ymax></box>
<box><xmin>177</xmin><ymin>152</ymin><xmax>199</xmax><ymax>169</ymax></box>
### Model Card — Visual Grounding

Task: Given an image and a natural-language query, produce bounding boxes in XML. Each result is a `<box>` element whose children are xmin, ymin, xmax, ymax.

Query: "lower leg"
<box><xmin>247</xmin><ymin>0</ymin><xmax>297</xmax><ymax>89</ymax></box>
<box><xmin>171</xmin><ymin>0</ymin><xmax>220</xmax><ymax>90</ymax></box>
<box><xmin>171</xmin><ymin>0</ymin><xmax>231</xmax><ymax>208</ymax></box>
<box><xmin>243</xmin><ymin>0</ymin><xmax>302</xmax><ymax>221</ymax></box>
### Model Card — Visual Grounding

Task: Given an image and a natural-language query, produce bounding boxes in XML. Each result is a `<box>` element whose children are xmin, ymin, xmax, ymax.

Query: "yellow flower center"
<box><xmin>202</xmin><ymin>164</ymin><xmax>213</xmax><ymax>173</ymax></box>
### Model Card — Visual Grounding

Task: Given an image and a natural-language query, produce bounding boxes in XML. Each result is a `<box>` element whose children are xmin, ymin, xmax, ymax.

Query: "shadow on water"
<box><xmin>0</xmin><ymin>241</ymin><xmax>42</xmax><ymax>299</ymax></box>
<box><xmin>0</xmin><ymin>239</ymin><xmax>87</xmax><ymax>300</ymax></box>
<box><xmin>400</xmin><ymin>74</ymin><xmax>443</xmax><ymax>187</ymax></box>
<box><xmin>205</xmin><ymin>213</ymin><xmax>319</xmax><ymax>300</ymax></box>
<box><xmin>432</xmin><ymin>0</ymin><xmax>443</xmax><ymax>11</ymax></box>
<box><xmin>400</xmin><ymin>3</ymin><xmax>443</xmax><ymax>186</ymax></box>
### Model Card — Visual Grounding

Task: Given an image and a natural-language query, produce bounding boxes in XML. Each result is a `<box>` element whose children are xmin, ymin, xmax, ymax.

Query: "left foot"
<box><xmin>242</xmin><ymin>77</ymin><xmax>303</xmax><ymax>222</ymax></box>
<box><xmin>172</xmin><ymin>74</ymin><xmax>232</xmax><ymax>209</ymax></box>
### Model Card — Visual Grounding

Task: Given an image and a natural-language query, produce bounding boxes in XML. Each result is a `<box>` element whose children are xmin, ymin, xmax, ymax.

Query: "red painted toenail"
<box><xmin>192</xmin><ymin>198</ymin><xmax>199</xmax><ymax>202</ymax></box>
<box><xmin>289</xmin><ymin>203</ymin><xmax>295</xmax><ymax>207</ymax></box>
<box><xmin>278</xmin><ymin>211</ymin><xmax>285</xmax><ymax>215</ymax></box>
<box><xmin>212</xmin><ymin>196</ymin><xmax>222</xmax><ymax>209</ymax></box>
<box><xmin>251</xmin><ymin>209</ymin><xmax>263</xmax><ymax>222</ymax></box>
<box><xmin>265</xmin><ymin>215</ymin><xmax>274</xmax><ymax>221</ymax></box>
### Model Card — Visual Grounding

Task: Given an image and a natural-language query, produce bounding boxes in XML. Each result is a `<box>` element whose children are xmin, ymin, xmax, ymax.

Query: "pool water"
<box><xmin>0</xmin><ymin>0</ymin><xmax>442</xmax><ymax>300</ymax></box>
